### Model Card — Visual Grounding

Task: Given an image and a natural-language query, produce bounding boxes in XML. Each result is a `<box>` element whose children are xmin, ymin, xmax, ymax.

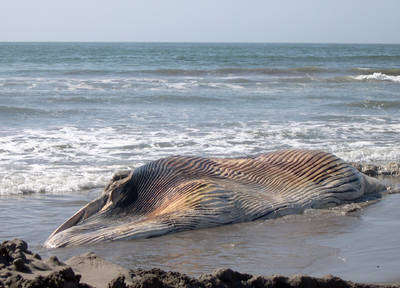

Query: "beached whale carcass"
<box><xmin>44</xmin><ymin>150</ymin><xmax>386</xmax><ymax>248</ymax></box>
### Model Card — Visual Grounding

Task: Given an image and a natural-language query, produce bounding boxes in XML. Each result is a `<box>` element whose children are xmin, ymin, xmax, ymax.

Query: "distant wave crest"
<box><xmin>351</xmin><ymin>68</ymin><xmax>400</xmax><ymax>76</ymax></box>
<box><xmin>352</xmin><ymin>72</ymin><xmax>400</xmax><ymax>83</ymax></box>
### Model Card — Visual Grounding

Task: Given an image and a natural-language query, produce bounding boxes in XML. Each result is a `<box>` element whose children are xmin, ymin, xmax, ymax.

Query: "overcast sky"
<box><xmin>1</xmin><ymin>0</ymin><xmax>399</xmax><ymax>43</ymax></box>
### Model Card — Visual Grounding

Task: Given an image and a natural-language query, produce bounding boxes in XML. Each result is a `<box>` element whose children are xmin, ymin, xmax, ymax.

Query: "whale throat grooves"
<box><xmin>44</xmin><ymin>150</ymin><xmax>384</xmax><ymax>248</ymax></box>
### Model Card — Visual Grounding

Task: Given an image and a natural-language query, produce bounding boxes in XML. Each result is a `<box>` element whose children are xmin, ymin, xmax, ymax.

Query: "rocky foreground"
<box><xmin>1</xmin><ymin>239</ymin><xmax>400</xmax><ymax>288</ymax></box>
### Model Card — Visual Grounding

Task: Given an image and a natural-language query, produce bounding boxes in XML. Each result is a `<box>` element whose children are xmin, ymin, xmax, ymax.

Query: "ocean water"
<box><xmin>1</xmin><ymin>43</ymin><xmax>400</xmax><ymax>282</ymax></box>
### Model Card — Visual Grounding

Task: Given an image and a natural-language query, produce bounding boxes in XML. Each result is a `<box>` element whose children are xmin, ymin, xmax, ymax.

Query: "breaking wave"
<box><xmin>350</xmin><ymin>68</ymin><xmax>400</xmax><ymax>76</ymax></box>
<box><xmin>352</xmin><ymin>72</ymin><xmax>400</xmax><ymax>83</ymax></box>
<box><xmin>1</xmin><ymin>119</ymin><xmax>400</xmax><ymax>195</ymax></box>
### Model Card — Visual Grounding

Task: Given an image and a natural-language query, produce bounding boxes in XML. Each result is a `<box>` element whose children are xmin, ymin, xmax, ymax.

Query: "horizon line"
<box><xmin>0</xmin><ymin>40</ymin><xmax>399</xmax><ymax>45</ymax></box>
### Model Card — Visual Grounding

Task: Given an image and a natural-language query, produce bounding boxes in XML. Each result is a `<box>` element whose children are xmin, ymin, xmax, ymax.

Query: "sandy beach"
<box><xmin>1</xmin><ymin>238</ymin><xmax>400</xmax><ymax>288</ymax></box>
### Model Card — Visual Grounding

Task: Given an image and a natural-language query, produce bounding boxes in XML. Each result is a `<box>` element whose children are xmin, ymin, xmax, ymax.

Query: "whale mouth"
<box><xmin>44</xmin><ymin>171</ymin><xmax>129</xmax><ymax>248</ymax></box>
<box><xmin>44</xmin><ymin>210</ymin><xmax>171</xmax><ymax>248</ymax></box>
<box><xmin>44</xmin><ymin>170</ymin><xmax>171</xmax><ymax>248</ymax></box>
<box><xmin>44</xmin><ymin>195</ymin><xmax>107</xmax><ymax>248</ymax></box>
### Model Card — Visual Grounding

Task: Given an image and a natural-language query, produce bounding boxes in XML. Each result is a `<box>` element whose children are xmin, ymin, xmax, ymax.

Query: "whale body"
<box><xmin>45</xmin><ymin>150</ymin><xmax>386</xmax><ymax>248</ymax></box>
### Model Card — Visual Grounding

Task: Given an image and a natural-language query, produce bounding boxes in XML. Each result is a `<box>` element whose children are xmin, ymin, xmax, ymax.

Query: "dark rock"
<box><xmin>11</xmin><ymin>249</ymin><xmax>27</xmax><ymax>262</ymax></box>
<box><xmin>33</xmin><ymin>253</ymin><xmax>41</xmax><ymax>260</ymax></box>
<box><xmin>135</xmin><ymin>274</ymin><xmax>163</xmax><ymax>288</ymax></box>
<box><xmin>289</xmin><ymin>274</ymin><xmax>320</xmax><ymax>288</ymax></box>
<box><xmin>4</xmin><ymin>274</ymin><xmax>23</xmax><ymax>287</ymax></box>
<box><xmin>20</xmin><ymin>267</ymin><xmax>85</xmax><ymax>288</ymax></box>
<box><xmin>12</xmin><ymin>239</ymin><xmax>28</xmax><ymax>253</ymax></box>
<box><xmin>269</xmin><ymin>275</ymin><xmax>291</xmax><ymax>288</ymax></box>
<box><xmin>129</xmin><ymin>268</ymin><xmax>196</xmax><ymax>288</ymax></box>
<box><xmin>0</xmin><ymin>271</ymin><xmax>12</xmax><ymax>278</ymax></box>
<box><xmin>320</xmin><ymin>274</ymin><xmax>351</xmax><ymax>288</ymax></box>
<box><xmin>12</xmin><ymin>257</ymin><xmax>29</xmax><ymax>272</ymax></box>
<box><xmin>247</xmin><ymin>275</ymin><xmax>268</xmax><ymax>288</ymax></box>
<box><xmin>113</xmin><ymin>269</ymin><xmax>400</xmax><ymax>288</ymax></box>
<box><xmin>109</xmin><ymin>275</ymin><xmax>128</xmax><ymax>288</ymax></box>
<box><xmin>0</xmin><ymin>239</ymin><xmax>91</xmax><ymax>288</ymax></box>
<box><xmin>350</xmin><ymin>162</ymin><xmax>400</xmax><ymax>177</ymax></box>
<box><xmin>214</xmin><ymin>268</ymin><xmax>252</xmax><ymax>283</ymax></box>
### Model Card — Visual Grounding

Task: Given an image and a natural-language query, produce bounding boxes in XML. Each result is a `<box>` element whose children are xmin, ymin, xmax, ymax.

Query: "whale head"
<box><xmin>44</xmin><ymin>168</ymin><xmax>172</xmax><ymax>248</ymax></box>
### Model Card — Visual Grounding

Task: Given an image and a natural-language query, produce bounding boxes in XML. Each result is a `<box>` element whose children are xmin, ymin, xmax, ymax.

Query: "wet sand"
<box><xmin>1</xmin><ymin>172</ymin><xmax>399</xmax><ymax>286</ymax></box>
<box><xmin>1</xmin><ymin>239</ymin><xmax>400</xmax><ymax>288</ymax></box>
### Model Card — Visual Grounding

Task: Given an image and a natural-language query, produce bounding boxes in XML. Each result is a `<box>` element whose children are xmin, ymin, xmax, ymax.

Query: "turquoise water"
<box><xmin>1</xmin><ymin>43</ymin><xmax>400</xmax><ymax>282</ymax></box>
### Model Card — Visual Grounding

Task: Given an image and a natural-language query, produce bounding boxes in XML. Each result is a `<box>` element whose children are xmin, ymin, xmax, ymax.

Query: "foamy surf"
<box><xmin>0</xmin><ymin>168</ymin><xmax>109</xmax><ymax>195</ymax></box>
<box><xmin>1</xmin><ymin>119</ymin><xmax>400</xmax><ymax>195</ymax></box>
<box><xmin>352</xmin><ymin>72</ymin><xmax>400</xmax><ymax>83</ymax></box>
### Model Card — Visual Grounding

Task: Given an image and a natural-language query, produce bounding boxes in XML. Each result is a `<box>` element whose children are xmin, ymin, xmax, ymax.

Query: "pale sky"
<box><xmin>1</xmin><ymin>0</ymin><xmax>399</xmax><ymax>43</ymax></box>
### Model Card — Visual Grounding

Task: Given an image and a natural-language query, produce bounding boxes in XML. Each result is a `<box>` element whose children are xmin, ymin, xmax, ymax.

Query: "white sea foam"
<box><xmin>66</xmin><ymin>82</ymin><xmax>98</xmax><ymax>91</ymax></box>
<box><xmin>166</xmin><ymin>82</ymin><xmax>190</xmax><ymax>90</ymax></box>
<box><xmin>1</xmin><ymin>118</ymin><xmax>400</xmax><ymax>195</ymax></box>
<box><xmin>0</xmin><ymin>76</ymin><xmax>257</xmax><ymax>95</ymax></box>
<box><xmin>0</xmin><ymin>77</ymin><xmax>236</xmax><ymax>93</ymax></box>
<box><xmin>0</xmin><ymin>168</ymin><xmax>109</xmax><ymax>195</ymax></box>
<box><xmin>352</xmin><ymin>73</ymin><xmax>400</xmax><ymax>83</ymax></box>
<box><xmin>207</xmin><ymin>83</ymin><xmax>244</xmax><ymax>90</ymax></box>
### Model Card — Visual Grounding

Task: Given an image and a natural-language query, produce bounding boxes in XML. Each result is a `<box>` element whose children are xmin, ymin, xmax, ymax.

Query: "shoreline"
<box><xmin>1</xmin><ymin>239</ymin><xmax>400</xmax><ymax>288</ymax></box>
<box><xmin>350</xmin><ymin>162</ymin><xmax>400</xmax><ymax>177</ymax></box>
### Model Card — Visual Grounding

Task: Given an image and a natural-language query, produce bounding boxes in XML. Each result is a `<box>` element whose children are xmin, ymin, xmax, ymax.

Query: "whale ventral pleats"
<box><xmin>45</xmin><ymin>150</ymin><xmax>387</xmax><ymax>248</ymax></box>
